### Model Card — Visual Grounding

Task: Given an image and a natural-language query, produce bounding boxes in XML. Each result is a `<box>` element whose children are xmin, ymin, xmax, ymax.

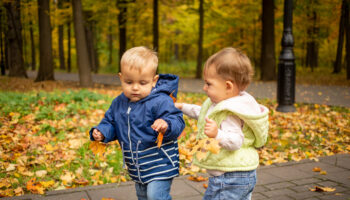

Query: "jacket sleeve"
<box><xmin>89</xmin><ymin>99</ymin><xmax>117</xmax><ymax>143</ymax></box>
<box><xmin>154</xmin><ymin>95</ymin><xmax>185</xmax><ymax>141</ymax></box>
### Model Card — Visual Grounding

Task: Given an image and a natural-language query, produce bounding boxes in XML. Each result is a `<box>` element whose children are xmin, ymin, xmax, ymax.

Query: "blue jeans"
<box><xmin>203</xmin><ymin>170</ymin><xmax>256</xmax><ymax>200</ymax></box>
<box><xmin>135</xmin><ymin>179</ymin><xmax>173</xmax><ymax>200</ymax></box>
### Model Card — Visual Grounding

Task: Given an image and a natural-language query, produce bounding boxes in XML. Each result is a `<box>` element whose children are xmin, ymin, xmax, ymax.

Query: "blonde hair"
<box><xmin>120</xmin><ymin>46</ymin><xmax>158</xmax><ymax>74</ymax></box>
<box><xmin>204</xmin><ymin>47</ymin><xmax>254</xmax><ymax>91</ymax></box>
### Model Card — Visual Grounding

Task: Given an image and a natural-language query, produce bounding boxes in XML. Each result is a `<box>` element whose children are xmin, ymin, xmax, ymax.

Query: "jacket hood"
<box><xmin>148</xmin><ymin>73</ymin><xmax>179</xmax><ymax>100</ymax></box>
<box><xmin>209</xmin><ymin>92</ymin><xmax>269</xmax><ymax>147</ymax></box>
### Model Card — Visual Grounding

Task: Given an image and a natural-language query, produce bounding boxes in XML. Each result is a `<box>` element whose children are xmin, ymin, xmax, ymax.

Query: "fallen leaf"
<box><xmin>89</xmin><ymin>141</ymin><xmax>107</xmax><ymax>156</ymax></box>
<box><xmin>203</xmin><ymin>183</ymin><xmax>208</xmax><ymax>189</ymax></box>
<box><xmin>309</xmin><ymin>186</ymin><xmax>336</xmax><ymax>192</ymax></box>
<box><xmin>320</xmin><ymin>170</ymin><xmax>327</xmax><ymax>175</ymax></box>
<box><xmin>187</xmin><ymin>175</ymin><xmax>208</xmax><ymax>182</ymax></box>
<box><xmin>26</xmin><ymin>178</ymin><xmax>44</xmax><ymax>194</ymax></box>
<box><xmin>312</xmin><ymin>167</ymin><xmax>321</xmax><ymax>172</ymax></box>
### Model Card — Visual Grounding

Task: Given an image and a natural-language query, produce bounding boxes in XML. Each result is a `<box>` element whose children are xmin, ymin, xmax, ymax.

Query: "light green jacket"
<box><xmin>194</xmin><ymin>94</ymin><xmax>269</xmax><ymax>171</ymax></box>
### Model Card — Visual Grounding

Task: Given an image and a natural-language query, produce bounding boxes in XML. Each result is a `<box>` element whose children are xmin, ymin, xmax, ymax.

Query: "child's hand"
<box><xmin>204</xmin><ymin>117</ymin><xmax>218</xmax><ymax>138</ymax></box>
<box><xmin>151</xmin><ymin>119</ymin><xmax>168</xmax><ymax>133</ymax></box>
<box><xmin>174</xmin><ymin>103</ymin><xmax>183</xmax><ymax>110</ymax></box>
<box><xmin>92</xmin><ymin>129</ymin><xmax>105</xmax><ymax>141</ymax></box>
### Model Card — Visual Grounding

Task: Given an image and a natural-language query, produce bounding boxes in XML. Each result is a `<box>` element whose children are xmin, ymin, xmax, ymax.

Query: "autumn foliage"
<box><xmin>0</xmin><ymin>77</ymin><xmax>349</xmax><ymax>197</ymax></box>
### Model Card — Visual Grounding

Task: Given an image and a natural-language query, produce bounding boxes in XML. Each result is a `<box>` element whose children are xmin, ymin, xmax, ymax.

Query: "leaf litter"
<box><xmin>0</xmin><ymin>77</ymin><xmax>349</xmax><ymax>197</ymax></box>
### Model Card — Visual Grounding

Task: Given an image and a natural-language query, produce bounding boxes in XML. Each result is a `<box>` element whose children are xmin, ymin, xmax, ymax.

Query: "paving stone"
<box><xmin>256</xmin><ymin>171</ymin><xmax>284</xmax><ymax>185</ymax></box>
<box><xmin>265</xmin><ymin>181</ymin><xmax>296</xmax><ymax>190</ymax></box>
<box><xmin>266</xmin><ymin>194</ymin><xmax>295</xmax><ymax>200</ymax></box>
<box><xmin>87</xmin><ymin>186</ymin><xmax>137</xmax><ymax>200</ymax></box>
<box><xmin>316</xmin><ymin>180</ymin><xmax>339</xmax><ymax>187</ymax></box>
<box><xmin>252</xmin><ymin>192</ymin><xmax>268</xmax><ymax>200</ymax></box>
<box><xmin>290</xmin><ymin>183</ymin><xmax>317</xmax><ymax>193</ymax></box>
<box><xmin>320</xmin><ymin>170</ymin><xmax>350</xmax><ymax>186</ymax></box>
<box><xmin>292</xmin><ymin>162</ymin><xmax>346</xmax><ymax>174</ymax></box>
<box><xmin>171</xmin><ymin>178</ymin><xmax>202</xmax><ymax>198</ymax></box>
<box><xmin>286</xmin><ymin>190</ymin><xmax>323</xmax><ymax>200</ymax></box>
<box><xmin>336</xmin><ymin>154</ymin><xmax>350</xmax><ymax>169</ymax></box>
<box><xmin>253</xmin><ymin>185</ymin><xmax>269</xmax><ymax>193</ymax></box>
<box><xmin>174</xmin><ymin>195</ymin><xmax>202</xmax><ymax>200</ymax></box>
<box><xmin>304</xmin><ymin>198</ymin><xmax>322</xmax><ymax>200</ymax></box>
<box><xmin>181</xmin><ymin>177</ymin><xmax>207</xmax><ymax>195</ymax></box>
<box><xmin>319</xmin><ymin>193</ymin><xmax>350</xmax><ymax>200</ymax></box>
<box><xmin>37</xmin><ymin>192</ymin><xmax>89</xmax><ymax>200</ymax></box>
<box><xmin>263</xmin><ymin>165</ymin><xmax>313</xmax><ymax>180</ymax></box>
<box><xmin>291</xmin><ymin>178</ymin><xmax>321</xmax><ymax>185</ymax></box>
<box><xmin>264</xmin><ymin>188</ymin><xmax>296</xmax><ymax>197</ymax></box>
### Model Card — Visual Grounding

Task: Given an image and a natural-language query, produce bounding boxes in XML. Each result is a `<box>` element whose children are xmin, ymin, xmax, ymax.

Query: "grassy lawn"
<box><xmin>0</xmin><ymin>76</ymin><xmax>349</xmax><ymax>197</ymax></box>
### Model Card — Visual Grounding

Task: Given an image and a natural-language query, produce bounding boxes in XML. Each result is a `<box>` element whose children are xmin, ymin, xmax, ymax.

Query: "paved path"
<box><xmin>27</xmin><ymin>71</ymin><xmax>350</xmax><ymax>107</ymax></box>
<box><xmin>7</xmin><ymin>71</ymin><xmax>348</xmax><ymax>200</ymax></box>
<box><xmin>4</xmin><ymin>154</ymin><xmax>350</xmax><ymax>200</ymax></box>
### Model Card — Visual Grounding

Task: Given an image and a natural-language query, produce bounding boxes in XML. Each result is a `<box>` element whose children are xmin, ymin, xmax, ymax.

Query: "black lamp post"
<box><xmin>277</xmin><ymin>0</ymin><xmax>296</xmax><ymax>112</ymax></box>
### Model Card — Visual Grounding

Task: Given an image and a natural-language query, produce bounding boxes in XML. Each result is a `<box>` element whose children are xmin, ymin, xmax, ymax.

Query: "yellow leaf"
<box><xmin>309</xmin><ymin>186</ymin><xmax>336</xmax><ymax>192</ymax></box>
<box><xmin>40</xmin><ymin>180</ymin><xmax>55</xmax><ymax>188</ymax></box>
<box><xmin>320</xmin><ymin>170</ymin><xmax>327</xmax><ymax>175</ymax></box>
<box><xmin>89</xmin><ymin>141</ymin><xmax>106</xmax><ymax>156</ymax></box>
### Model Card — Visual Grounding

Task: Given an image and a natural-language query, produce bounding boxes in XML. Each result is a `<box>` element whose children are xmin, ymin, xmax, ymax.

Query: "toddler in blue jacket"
<box><xmin>90</xmin><ymin>46</ymin><xmax>185</xmax><ymax>200</ymax></box>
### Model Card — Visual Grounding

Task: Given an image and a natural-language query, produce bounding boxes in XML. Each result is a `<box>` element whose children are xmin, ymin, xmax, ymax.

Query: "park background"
<box><xmin>1</xmin><ymin>0</ymin><xmax>350</xmax><ymax>198</ymax></box>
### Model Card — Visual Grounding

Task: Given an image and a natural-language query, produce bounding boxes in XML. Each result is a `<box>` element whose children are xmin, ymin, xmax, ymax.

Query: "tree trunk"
<box><xmin>58</xmin><ymin>0</ymin><xmax>66</xmax><ymax>70</ymax></box>
<box><xmin>118</xmin><ymin>2</ymin><xmax>127</xmax><ymax>72</ymax></box>
<box><xmin>29</xmin><ymin>20</ymin><xmax>36</xmax><ymax>70</ymax></box>
<box><xmin>72</xmin><ymin>0</ymin><xmax>93</xmax><ymax>87</ymax></box>
<box><xmin>108</xmin><ymin>26</ymin><xmax>113</xmax><ymax>65</ymax></box>
<box><xmin>0</xmin><ymin>8</ymin><xmax>6</xmax><ymax>75</ymax></box>
<box><xmin>84</xmin><ymin>11</ymin><xmax>97</xmax><ymax>73</ymax></box>
<box><xmin>153</xmin><ymin>0</ymin><xmax>159</xmax><ymax>52</ymax></box>
<box><xmin>334</xmin><ymin>0</ymin><xmax>346</xmax><ymax>73</ymax></box>
<box><xmin>196</xmin><ymin>0</ymin><xmax>204</xmax><ymax>79</ymax></box>
<box><xmin>345</xmin><ymin>0</ymin><xmax>350</xmax><ymax>80</ymax></box>
<box><xmin>260</xmin><ymin>0</ymin><xmax>276</xmax><ymax>81</ymax></box>
<box><xmin>67</xmin><ymin>21</ymin><xmax>72</xmax><ymax>72</ymax></box>
<box><xmin>306</xmin><ymin>6</ymin><xmax>319</xmax><ymax>71</ymax></box>
<box><xmin>4</xmin><ymin>0</ymin><xmax>27</xmax><ymax>78</ymax></box>
<box><xmin>36</xmin><ymin>0</ymin><xmax>54</xmax><ymax>81</ymax></box>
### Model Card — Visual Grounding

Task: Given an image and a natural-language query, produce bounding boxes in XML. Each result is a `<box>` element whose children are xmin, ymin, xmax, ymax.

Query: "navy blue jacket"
<box><xmin>90</xmin><ymin>74</ymin><xmax>185</xmax><ymax>184</ymax></box>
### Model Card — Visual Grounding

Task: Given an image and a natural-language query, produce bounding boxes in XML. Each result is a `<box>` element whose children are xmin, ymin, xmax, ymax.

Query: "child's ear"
<box><xmin>118</xmin><ymin>72</ymin><xmax>122</xmax><ymax>79</ymax></box>
<box><xmin>226</xmin><ymin>80</ymin><xmax>234</xmax><ymax>92</ymax></box>
<box><xmin>152</xmin><ymin>75</ymin><xmax>159</xmax><ymax>87</ymax></box>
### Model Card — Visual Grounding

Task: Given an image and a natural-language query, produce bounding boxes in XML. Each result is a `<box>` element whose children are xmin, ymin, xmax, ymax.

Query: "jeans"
<box><xmin>135</xmin><ymin>179</ymin><xmax>173</xmax><ymax>200</ymax></box>
<box><xmin>203</xmin><ymin>170</ymin><xmax>256</xmax><ymax>200</ymax></box>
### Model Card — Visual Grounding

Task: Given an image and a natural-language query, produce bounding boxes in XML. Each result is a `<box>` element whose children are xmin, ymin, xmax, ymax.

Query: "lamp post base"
<box><xmin>276</xmin><ymin>104</ymin><xmax>296</xmax><ymax>112</ymax></box>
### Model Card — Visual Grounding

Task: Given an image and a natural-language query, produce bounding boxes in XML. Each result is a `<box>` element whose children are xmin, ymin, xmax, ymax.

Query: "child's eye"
<box><xmin>140</xmin><ymin>81</ymin><xmax>149</xmax><ymax>85</ymax></box>
<box><xmin>125</xmin><ymin>81</ymin><xmax>132</xmax><ymax>84</ymax></box>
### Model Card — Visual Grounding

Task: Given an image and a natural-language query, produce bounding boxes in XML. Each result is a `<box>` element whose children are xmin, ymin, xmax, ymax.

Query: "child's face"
<box><xmin>203</xmin><ymin>65</ymin><xmax>239</xmax><ymax>104</ymax></box>
<box><xmin>119</xmin><ymin>66</ymin><xmax>159</xmax><ymax>102</ymax></box>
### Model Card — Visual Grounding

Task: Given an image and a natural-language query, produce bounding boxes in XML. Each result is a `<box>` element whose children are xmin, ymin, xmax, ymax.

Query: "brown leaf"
<box><xmin>89</xmin><ymin>141</ymin><xmax>107</xmax><ymax>156</ymax></box>
<box><xmin>309</xmin><ymin>186</ymin><xmax>336</xmax><ymax>192</ymax></box>
<box><xmin>312</xmin><ymin>167</ymin><xmax>321</xmax><ymax>172</ymax></box>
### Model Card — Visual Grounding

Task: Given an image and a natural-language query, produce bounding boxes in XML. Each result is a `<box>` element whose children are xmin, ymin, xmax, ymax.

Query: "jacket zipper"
<box><xmin>127</xmin><ymin>106</ymin><xmax>135</xmax><ymax>164</ymax></box>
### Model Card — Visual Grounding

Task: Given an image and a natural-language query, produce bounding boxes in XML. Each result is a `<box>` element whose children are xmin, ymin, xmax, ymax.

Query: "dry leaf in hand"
<box><xmin>156</xmin><ymin>132</ymin><xmax>164</xmax><ymax>148</ymax></box>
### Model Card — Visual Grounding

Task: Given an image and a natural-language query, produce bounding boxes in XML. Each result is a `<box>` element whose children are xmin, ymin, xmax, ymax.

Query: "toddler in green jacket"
<box><xmin>175</xmin><ymin>47</ymin><xmax>269</xmax><ymax>200</ymax></box>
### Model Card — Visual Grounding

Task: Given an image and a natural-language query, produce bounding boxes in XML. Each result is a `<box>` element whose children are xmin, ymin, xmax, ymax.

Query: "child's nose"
<box><xmin>132</xmin><ymin>84</ymin><xmax>139</xmax><ymax>90</ymax></box>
